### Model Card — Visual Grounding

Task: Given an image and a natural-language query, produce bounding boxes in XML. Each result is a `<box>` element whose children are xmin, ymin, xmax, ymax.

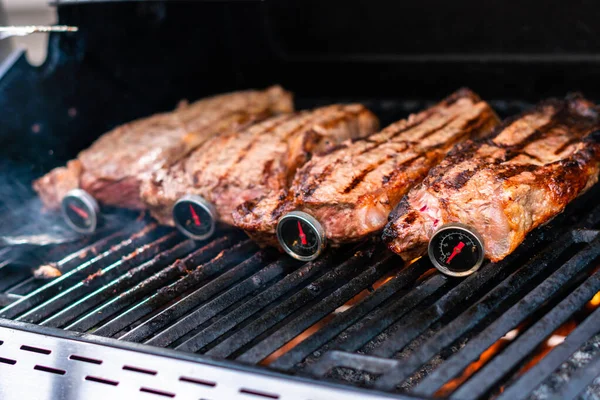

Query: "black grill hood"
<box><xmin>2</xmin><ymin>0</ymin><xmax>600</xmax><ymax>176</ymax></box>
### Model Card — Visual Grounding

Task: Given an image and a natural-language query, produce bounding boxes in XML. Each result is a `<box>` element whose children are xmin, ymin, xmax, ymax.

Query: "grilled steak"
<box><xmin>233</xmin><ymin>89</ymin><xmax>499</xmax><ymax>246</ymax></box>
<box><xmin>33</xmin><ymin>86</ymin><xmax>293</xmax><ymax>210</ymax></box>
<box><xmin>384</xmin><ymin>94</ymin><xmax>600</xmax><ymax>262</ymax></box>
<box><xmin>140</xmin><ymin>104</ymin><xmax>379</xmax><ymax>226</ymax></box>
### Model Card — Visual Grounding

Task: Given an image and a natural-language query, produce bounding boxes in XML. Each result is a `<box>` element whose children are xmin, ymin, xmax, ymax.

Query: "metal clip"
<box><xmin>0</xmin><ymin>25</ymin><xmax>78</xmax><ymax>40</ymax></box>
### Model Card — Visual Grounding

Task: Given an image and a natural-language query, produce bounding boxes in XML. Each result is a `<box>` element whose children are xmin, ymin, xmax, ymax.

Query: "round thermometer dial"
<box><xmin>428</xmin><ymin>223</ymin><xmax>485</xmax><ymax>277</ymax></box>
<box><xmin>277</xmin><ymin>211</ymin><xmax>326</xmax><ymax>261</ymax></box>
<box><xmin>61</xmin><ymin>189</ymin><xmax>100</xmax><ymax>233</ymax></box>
<box><xmin>172</xmin><ymin>194</ymin><xmax>217</xmax><ymax>240</ymax></box>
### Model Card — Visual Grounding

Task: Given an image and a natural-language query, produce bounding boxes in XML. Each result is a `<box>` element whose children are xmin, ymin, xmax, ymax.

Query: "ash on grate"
<box><xmin>326</xmin><ymin>366</ymin><xmax>381</xmax><ymax>388</ymax></box>
<box><xmin>527</xmin><ymin>334</ymin><xmax>600</xmax><ymax>400</ymax></box>
<box><xmin>577</xmin><ymin>376</ymin><xmax>600</xmax><ymax>400</ymax></box>
<box><xmin>388</xmin><ymin>327</ymin><xmax>447</xmax><ymax>391</ymax></box>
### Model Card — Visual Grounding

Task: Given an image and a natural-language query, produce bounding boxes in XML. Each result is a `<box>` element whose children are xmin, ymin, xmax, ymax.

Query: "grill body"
<box><xmin>1</xmin><ymin>2</ymin><xmax>600</xmax><ymax>399</ymax></box>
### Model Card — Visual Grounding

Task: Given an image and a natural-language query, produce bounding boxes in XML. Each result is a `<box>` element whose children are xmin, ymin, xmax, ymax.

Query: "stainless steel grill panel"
<box><xmin>0</xmin><ymin>321</ymin><xmax>405</xmax><ymax>400</ymax></box>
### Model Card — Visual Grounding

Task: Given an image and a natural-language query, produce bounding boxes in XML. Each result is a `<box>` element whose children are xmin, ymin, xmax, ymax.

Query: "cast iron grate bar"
<box><xmin>0</xmin><ymin>222</ymin><xmax>163</xmax><ymax>319</ymax></box>
<box><xmin>66</xmin><ymin>235</ymin><xmax>250</xmax><ymax>334</ymax></box>
<box><xmin>304</xmin><ymin>252</ymin><xmax>508</xmax><ymax>360</ymax></box>
<box><xmin>447</xmin><ymin>270</ymin><xmax>600</xmax><ymax>400</ymax></box>
<box><xmin>0</xmin><ymin>229</ymin><xmax>119</xmax><ymax>296</ymax></box>
<box><xmin>497</xmin><ymin>307</ymin><xmax>600</xmax><ymax>400</ymax></box>
<box><xmin>417</xmin><ymin>251</ymin><xmax>600</xmax><ymax>398</ymax></box>
<box><xmin>102</xmin><ymin>237</ymin><xmax>257</xmax><ymax>338</ymax></box>
<box><xmin>300</xmin><ymin>236</ymin><xmax>600</xmax><ymax>396</ymax></box>
<box><xmin>308</xmin><ymin>350</ymin><xmax>401</xmax><ymax>379</ymax></box>
<box><xmin>547</xmin><ymin>352</ymin><xmax>600</xmax><ymax>400</ymax></box>
<box><xmin>203</xmin><ymin>246</ymin><xmax>384</xmax><ymax>359</ymax></box>
<box><xmin>17</xmin><ymin>231</ymin><xmax>182</xmax><ymax>324</ymax></box>
<box><xmin>40</xmin><ymin>238</ymin><xmax>199</xmax><ymax>328</ymax></box>
<box><xmin>173</xmin><ymin>248</ymin><xmax>361</xmax><ymax>354</ymax></box>
<box><xmin>1</xmin><ymin>227</ymin><xmax>136</xmax><ymax>297</ymax></box>
<box><xmin>113</xmin><ymin>248</ymin><xmax>276</xmax><ymax>342</ymax></box>
<box><xmin>152</xmin><ymin>250</ymin><xmax>344</xmax><ymax>350</ymax></box>
<box><xmin>367</xmin><ymin>235</ymin><xmax>584</xmax><ymax>361</ymax></box>
<box><xmin>269</xmin><ymin>258</ymin><xmax>431</xmax><ymax>371</ymax></box>
<box><xmin>120</xmin><ymin>252</ymin><xmax>298</xmax><ymax>345</ymax></box>
<box><xmin>406</xmin><ymin>231</ymin><xmax>600</xmax><ymax>396</ymax></box>
<box><xmin>320</xmin><ymin>209</ymin><xmax>580</xmax><ymax>364</ymax></box>
<box><xmin>372</xmin><ymin>230</ymin><xmax>599</xmax><ymax>392</ymax></box>
<box><xmin>302</xmin><ymin>272</ymin><xmax>448</xmax><ymax>360</ymax></box>
<box><xmin>236</xmin><ymin>253</ymin><xmax>398</xmax><ymax>364</ymax></box>
<box><xmin>4</xmin><ymin>223</ymin><xmax>139</xmax><ymax>295</ymax></box>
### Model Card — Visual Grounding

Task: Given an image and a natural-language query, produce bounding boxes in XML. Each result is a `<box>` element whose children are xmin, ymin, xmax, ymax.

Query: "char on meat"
<box><xmin>383</xmin><ymin>94</ymin><xmax>600</xmax><ymax>262</ymax></box>
<box><xmin>140</xmin><ymin>104</ymin><xmax>379</xmax><ymax>226</ymax></box>
<box><xmin>233</xmin><ymin>89</ymin><xmax>499</xmax><ymax>246</ymax></box>
<box><xmin>33</xmin><ymin>86</ymin><xmax>293</xmax><ymax>210</ymax></box>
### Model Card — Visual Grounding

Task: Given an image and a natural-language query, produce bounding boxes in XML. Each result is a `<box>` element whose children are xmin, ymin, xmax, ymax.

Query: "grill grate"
<box><xmin>1</xmin><ymin>101</ymin><xmax>600</xmax><ymax>399</ymax></box>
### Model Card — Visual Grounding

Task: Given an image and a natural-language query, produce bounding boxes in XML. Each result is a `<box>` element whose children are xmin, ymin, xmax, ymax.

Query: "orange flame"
<box><xmin>435</xmin><ymin>329</ymin><xmax>519</xmax><ymax>397</ymax></box>
<box><xmin>516</xmin><ymin>321</ymin><xmax>576</xmax><ymax>376</ymax></box>
<box><xmin>260</xmin><ymin>288</ymin><xmax>373</xmax><ymax>366</ymax></box>
<box><xmin>587</xmin><ymin>291</ymin><xmax>600</xmax><ymax>309</ymax></box>
<box><xmin>261</xmin><ymin>314</ymin><xmax>335</xmax><ymax>366</ymax></box>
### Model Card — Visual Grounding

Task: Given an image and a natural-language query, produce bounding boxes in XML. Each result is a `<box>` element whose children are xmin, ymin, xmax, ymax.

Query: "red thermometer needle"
<box><xmin>189</xmin><ymin>204</ymin><xmax>201</xmax><ymax>226</ymax></box>
<box><xmin>69</xmin><ymin>203</ymin><xmax>89</xmax><ymax>219</ymax></box>
<box><xmin>297</xmin><ymin>221</ymin><xmax>308</xmax><ymax>245</ymax></box>
<box><xmin>446</xmin><ymin>241</ymin><xmax>465</xmax><ymax>264</ymax></box>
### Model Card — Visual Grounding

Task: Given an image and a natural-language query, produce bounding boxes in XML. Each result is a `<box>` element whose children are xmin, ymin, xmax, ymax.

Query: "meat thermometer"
<box><xmin>172</xmin><ymin>194</ymin><xmax>217</xmax><ymax>240</ymax></box>
<box><xmin>277</xmin><ymin>211</ymin><xmax>326</xmax><ymax>261</ymax></box>
<box><xmin>427</xmin><ymin>223</ymin><xmax>485</xmax><ymax>277</ymax></box>
<box><xmin>61</xmin><ymin>189</ymin><xmax>100</xmax><ymax>234</ymax></box>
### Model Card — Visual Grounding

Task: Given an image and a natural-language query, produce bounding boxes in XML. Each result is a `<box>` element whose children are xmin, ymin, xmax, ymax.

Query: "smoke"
<box><xmin>0</xmin><ymin>159</ymin><xmax>139</xmax><ymax>274</ymax></box>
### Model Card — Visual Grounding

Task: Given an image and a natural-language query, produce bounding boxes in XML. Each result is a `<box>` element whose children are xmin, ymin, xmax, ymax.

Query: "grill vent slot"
<box><xmin>34</xmin><ymin>365</ymin><xmax>66</xmax><ymax>375</ymax></box>
<box><xmin>179</xmin><ymin>376</ymin><xmax>216</xmax><ymax>387</ymax></box>
<box><xmin>139</xmin><ymin>387</ymin><xmax>175</xmax><ymax>398</ymax></box>
<box><xmin>20</xmin><ymin>345</ymin><xmax>51</xmax><ymax>354</ymax></box>
<box><xmin>239</xmin><ymin>388</ymin><xmax>280</xmax><ymax>399</ymax></box>
<box><xmin>69</xmin><ymin>354</ymin><xmax>103</xmax><ymax>365</ymax></box>
<box><xmin>123</xmin><ymin>365</ymin><xmax>157</xmax><ymax>375</ymax></box>
<box><xmin>85</xmin><ymin>375</ymin><xmax>119</xmax><ymax>386</ymax></box>
<box><xmin>0</xmin><ymin>357</ymin><xmax>16</xmax><ymax>365</ymax></box>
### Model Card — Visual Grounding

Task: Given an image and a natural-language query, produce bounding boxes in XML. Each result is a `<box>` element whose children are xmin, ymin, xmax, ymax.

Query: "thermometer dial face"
<box><xmin>172</xmin><ymin>195</ymin><xmax>217</xmax><ymax>240</ymax></box>
<box><xmin>61</xmin><ymin>189</ymin><xmax>99</xmax><ymax>234</ymax></box>
<box><xmin>428</xmin><ymin>223</ymin><xmax>485</xmax><ymax>277</ymax></box>
<box><xmin>277</xmin><ymin>211</ymin><xmax>326</xmax><ymax>261</ymax></box>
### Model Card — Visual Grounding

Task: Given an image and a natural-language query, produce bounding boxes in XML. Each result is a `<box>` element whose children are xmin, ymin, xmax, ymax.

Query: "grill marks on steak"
<box><xmin>233</xmin><ymin>89</ymin><xmax>500</xmax><ymax>245</ymax></box>
<box><xmin>384</xmin><ymin>94</ymin><xmax>600</xmax><ymax>262</ymax></box>
<box><xmin>140</xmin><ymin>104</ymin><xmax>379</xmax><ymax>226</ymax></box>
<box><xmin>33</xmin><ymin>86</ymin><xmax>293</xmax><ymax>210</ymax></box>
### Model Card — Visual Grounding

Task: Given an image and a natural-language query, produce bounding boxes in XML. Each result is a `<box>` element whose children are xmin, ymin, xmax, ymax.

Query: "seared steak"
<box><xmin>33</xmin><ymin>86</ymin><xmax>293</xmax><ymax>210</ymax></box>
<box><xmin>384</xmin><ymin>94</ymin><xmax>600</xmax><ymax>262</ymax></box>
<box><xmin>234</xmin><ymin>89</ymin><xmax>499</xmax><ymax>246</ymax></box>
<box><xmin>140</xmin><ymin>104</ymin><xmax>379</xmax><ymax>226</ymax></box>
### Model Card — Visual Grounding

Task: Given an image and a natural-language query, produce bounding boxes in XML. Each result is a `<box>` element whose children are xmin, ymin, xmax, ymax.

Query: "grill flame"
<box><xmin>435</xmin><ymin>329</ymin><xmax>519</xmax><ymax>397</ymax></box>
<box><xmin>588</xmin><ymin>291</ymin><xmax>600</xmax><ymax>308</ymax></box>
<box><xmin>435</xmin><ymin>288</ymin><xmax>600</xmax><ymax>398</ymax></box>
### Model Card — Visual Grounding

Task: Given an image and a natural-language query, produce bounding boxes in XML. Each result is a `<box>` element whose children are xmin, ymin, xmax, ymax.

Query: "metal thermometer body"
<box><xmin>61</xmin><ymin>189</ymin><xmax>100</xmax><ymax>234</ymax></box>
<box><xmin>277</xmin><ymin>211</ymin><xmax>326</xmax><ymax>261</ymax></box>
<box><xmin>427</xmin><ymin>223</ymin><xmax>485</xmax><ymax>277</ymax></box>
<box><xmin>172</xmin><ymin>194</ymin><xmax>217</xmax><ymax>240</ymax></box>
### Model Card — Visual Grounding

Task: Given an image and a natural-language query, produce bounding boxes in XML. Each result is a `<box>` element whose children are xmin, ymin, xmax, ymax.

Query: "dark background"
<box><xmin>1</xmin><ymin>0</ymin><xmax>600</xmax><ymax>188</ymax></box>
